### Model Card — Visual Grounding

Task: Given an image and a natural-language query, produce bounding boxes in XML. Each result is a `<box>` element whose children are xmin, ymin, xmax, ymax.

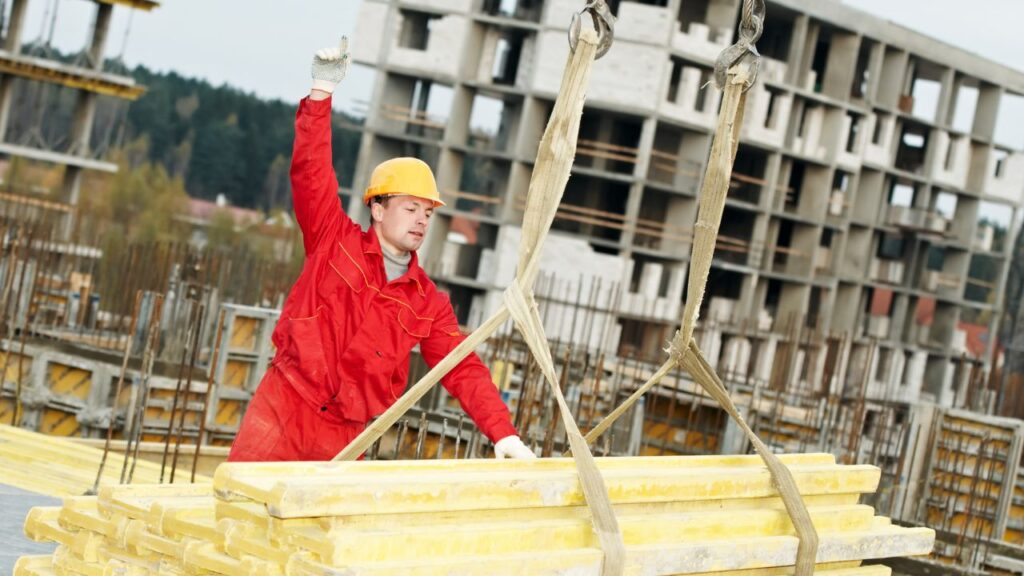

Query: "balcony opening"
<box><xmin>635</xmin><ymin>188</ymin><xmax>692</xmax><ymax>255</ymax></box>
<box><xmin>907</xmin><ymin>58</ymin><xmax>944</xmax><ymax>122</ymax></box>
<box><xmin>784</xmin><ymin>161</ymin><xmax>805</xmax><ymax>211</ymax></box>
<box><xmin>731</xmin><ymin>145</ymin><xmax>768</xmax><ymax>205</ymax></box>
<box><xmin>467</xmin><ymin>92</ymin><xmax>520</xmax><ymax>152</ymax></box>
<box><xmin>949</xmin><ymin>79</ymin><xmax>979</xmax><ymax>134</ymax></box>
<box><xmin>887</xmin><ymin>180</ymin><xmax>914</xmax><ymax>207</ymax></box>
<box><xmin>925</xmin><ymin>246</ymin><xmax>945</xmax><ymax>271</ymax></box>
<box><xmin>850</xmin><ymin>39</ymin><xmax>874</xmax><ymax>100</ymax></box>
<box><xmin>894</xmin><ymin>122</ymin><xmax>928</xmax><ymax>174</ymax></box>
<box><xmin>481</xmin><ymin>0</ymin><xmax>543</xmax><ymax>22</ymax></box>
<box><xmin>829</xmin><ymin>171</ymin><xmax>850</xmax><ymax>217</ymax></box>
<box><xmin>996</xmin><ymin>92</ymin><xmax>1024</xmax><ymax>148</ymax></box>
<box><xmin>845</xmin><ymin>112</ymin><xmax>862</xmax><ymax>153</ymax></box>
<box><xmin>551</xmin><ymin>175</ymin><xmax>630</xmax><ymax>243</ymax></box>
<box><xmin>454</xmin><ymin>154</ymin><xmax>509</xmax><ymax>219</ymax></box>
<box><xmin>976</xmin><ymin>201</ymin><xmax>1013</xmax><ymax>253</ymax></box>
<box><xmin>490</xmin><ymin>30</ymin><xmax>527</xmax><ymax>86</ymax></box>
<box><xmin>809</xmin><ymin>30</ymin><xmax>832</xmax><ymax>93</ymax></box>
<box><xmin>877</xmin><ymin>233</ymin><xmax>905</xmax><ymax>261</ymax></box>
<box><xmin>647</xmin><ymin>125</ymin><xmax>704</xmax><ymax>193</ymax></box>
<box><xmin>773</xmin><ymin>220</ymin><xmax>794</xmax><ymax>270</ymax></box>
<box><xmin>758</xmin><ymin>6</ymin><xmax>795</xmax><ymax>62</ymax></box>
<box><xmin>698</xmin><ymin>268</ymin><xmax>744</xmax><ymax>322</ymax></box>
<box><xmin>398</xmin><ymin>10</ymin><xmax>440</xmax><ymax>51</ymax></box>
<box><xmin>576</xmin><ymin>110</ymin><xmax>642</xmax><ymax>175</ymax></box>
<box><xmin>965</xmin><ymin>254</ymin><xmax>999</xmax><ymax>304</ymax></box>
<box><xmin>666</xmin><ymin>57</ymin><xmax>715</xmax><ymax>113</ymax></box>
<box><xmin>933</xmin><ymin>190</ymin><xmax>957</xmax><ymax>219</ymax></box>
<box><xmin>764</xmin><ymin>87</ymin><xmax>784</xmax><ymax>129</ymax></box>
<box><xmin>716</xmin><ymin>206</ymin><xmax>757</xmax><ymax>266</ymax></box>
<box><xmin>871</xmin><ymin>114</ymin><xmax>886</xmax><ymax>145</ymax></box>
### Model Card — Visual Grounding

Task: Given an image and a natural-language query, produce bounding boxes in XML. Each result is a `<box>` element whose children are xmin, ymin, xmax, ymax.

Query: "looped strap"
<box><xmin>713</xmin><ymin>0</ymin><xmax>765</xmax><ymax>90</ymax></box>
<box><xmin>568</xmin><ymin>0</ymin><xmax>616</xmax><ymax>59</ymax></box>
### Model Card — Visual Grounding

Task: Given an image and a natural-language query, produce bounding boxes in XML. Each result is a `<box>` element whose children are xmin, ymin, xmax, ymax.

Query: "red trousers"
<box><xmin>227</xmin><ymin>366</ymin><xmax>365</xmax><ymax>462</ymax></box>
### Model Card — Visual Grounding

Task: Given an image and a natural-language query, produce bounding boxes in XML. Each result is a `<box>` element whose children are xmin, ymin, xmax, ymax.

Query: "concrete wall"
<box><xmin>387</xmin><ymin>12</ymin><xmax>469</xmax><ymax>77</ymax></box>
<box><xmin>531</xmin><ymin>31</ymin><xmax>667</xmax><ymax>112</ymax></box>
<box><xmin>473</xmin><ymin>226</ymin><xmax>626</xmax><ymax>353</ymax></box>
<box><xmin>984</xmin><ymin>150</ymin><xmax>1024</xmax><ymax>203</ymax></box>
<box><xmin>659</xmin><ymin>64</ymin><xmax>720</xmax><ymax>128</ymax></box>
<box><xmin>930</xmin><ymin>130</ymin><xmax>970</xmax><ymax>190</ymax></box>
<box><xmin>352</xmin><ymin>1</ymin><xmax>388</xmax><ymax>66</ymax></box>
<box><xmin>862</xmin><ymin>115</ymin><xmax>895</xmax><ymax>166</ymax></box>
<box><xmin>741</xmin><ymin>82</ymin><xmax>792</xmax><ymax>149</ymax></box>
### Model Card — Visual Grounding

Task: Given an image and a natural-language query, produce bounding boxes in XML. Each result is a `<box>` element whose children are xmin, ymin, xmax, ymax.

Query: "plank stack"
<box><xmin>15</xmin><ymin>452</ymin><xmax>934</xmax><ymax>575</ymax></box>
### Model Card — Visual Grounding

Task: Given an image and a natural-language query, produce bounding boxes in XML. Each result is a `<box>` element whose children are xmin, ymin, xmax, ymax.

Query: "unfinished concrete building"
<box><xmin>0</xmin><ymin>0</ymin><xmax>154</xmax><ymax>234</ymax></box>
<box><xmin>347</xmin><ymin>0</ymin><xmax>1024</xmax><ymax>415</ymax></box>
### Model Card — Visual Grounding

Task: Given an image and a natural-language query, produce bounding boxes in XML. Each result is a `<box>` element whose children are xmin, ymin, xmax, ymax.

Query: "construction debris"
<box><xmin>16</xmin><ymin>454</ymin><xmax>933</xmax><ymax>575</ymax></box>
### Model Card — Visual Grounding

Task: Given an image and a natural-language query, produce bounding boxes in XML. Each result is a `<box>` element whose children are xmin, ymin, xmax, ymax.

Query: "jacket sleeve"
<box><xmin>290</xmin><ymin>96</ymin><xmax>359</xmax><ymax>254</ymax></box>
<box><xmin>418</xmin><ymin>296</ymin><xmax>518</xmax><ymax>443</ymax></box>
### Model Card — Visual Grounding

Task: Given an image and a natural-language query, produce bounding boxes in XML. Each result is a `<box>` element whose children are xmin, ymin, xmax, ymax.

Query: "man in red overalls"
<box><xmin>228</xmin><ymin>38</ymin><xmax>534</xmax><ymax>461</ymax></box>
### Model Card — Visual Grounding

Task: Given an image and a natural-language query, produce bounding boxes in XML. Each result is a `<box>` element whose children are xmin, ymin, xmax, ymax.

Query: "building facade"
<box><xmin>347</xmin><ymin>0</ymin><xmax>1024</xmax><ymax>409</ymax></box>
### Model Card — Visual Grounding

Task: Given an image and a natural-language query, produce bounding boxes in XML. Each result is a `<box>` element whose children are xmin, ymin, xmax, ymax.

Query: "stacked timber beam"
<box><xmin>16</xmin><ymin>453</ymin><xmax>934</xmax><ymax>575</ymax></box>
<box><xmin>0</xmin><ymin>424</ymin><xmax>206</xmax><ymax>497</ymax></box>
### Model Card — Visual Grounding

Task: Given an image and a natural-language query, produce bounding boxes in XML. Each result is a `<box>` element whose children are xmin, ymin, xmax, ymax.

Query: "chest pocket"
<box><xmin>397</xmin><ymin>305</ymin><xmax>432</xmax><ymax>339</ymax></box>
<box><xmin>321</xmin><ymin>242</ymin><xmax>367</xmax><ymax>298</ymax></box>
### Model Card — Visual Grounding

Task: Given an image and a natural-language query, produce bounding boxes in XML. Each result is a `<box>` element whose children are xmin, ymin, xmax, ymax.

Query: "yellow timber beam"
<box><xmin>0</xmin><ymin>50</ymin><xmax>145</xmax><ymax>100</ymax></box>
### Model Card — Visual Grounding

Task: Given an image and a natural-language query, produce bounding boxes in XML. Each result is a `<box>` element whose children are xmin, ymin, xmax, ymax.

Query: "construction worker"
<box><xmin>227</xmin><ymin>38</ymin><xmax>534</xmax><ymax>462</ymax></box>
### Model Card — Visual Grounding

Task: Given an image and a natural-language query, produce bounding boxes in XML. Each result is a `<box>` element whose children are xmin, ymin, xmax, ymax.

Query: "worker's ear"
<box><xmin>370</xmin><ymin>201</ymin><xmax>384</xmax><ymax>223</ymax></box>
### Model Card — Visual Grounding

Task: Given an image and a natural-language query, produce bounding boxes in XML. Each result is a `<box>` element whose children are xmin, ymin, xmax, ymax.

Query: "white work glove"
<box><xmin>311</xmin><ymin>36</ymin><xmax>350</xmax><ymax>94</ymax></box>
<box><xmin>494</xmin><ymin>435</ymin><xmax>536</xmax><ymax>459</ymax></box>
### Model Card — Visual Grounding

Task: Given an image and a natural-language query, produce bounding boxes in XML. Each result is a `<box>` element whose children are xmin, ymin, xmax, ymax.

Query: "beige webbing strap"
<box><xmin>504</xmin><ymin>282</ymin><xmax>624</xmax><ymax>574</ymax></box>
<box><xmin>582</xmin><ymin>58</ymin><xmax>819</xmax><ymax>575</ymax></box>
<box><xmin>334</xmin><ymin>29</ymin><xmax>626</xmax><ymax>576</ymax></box>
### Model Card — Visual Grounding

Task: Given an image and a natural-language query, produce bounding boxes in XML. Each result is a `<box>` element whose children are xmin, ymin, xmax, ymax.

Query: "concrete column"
<box><xmin>822</xmin><ymin>32</ymin><xmax>860</xmax><ymax>100</ymax></box>
<box><xmin>785</xmin><ymin>15</ymin><xmax>809</xmax><ymax>86</ymax></box>
<box><xmin>88</xmin><ymin>3</ymin><xmax>114</xmax><ymax>69</ymax></box>
<box><xmin>3</xmin><ymin>0</ymin><xmax>30</xmax><ymax>52</ymax></box>
<box><xmin>864</xmin><ymin>41</ymin><xmax>885</xmax><ymax>104</ymax></box>
<box><xmin>972</xmin><ymin>83</ymin><xmax>1002</xmax><ymax>141</ymax></box>
<box><xmin>934</xmin><ymin>67</ymin><xmax>956</xmax><ymax>128</ymax></box>
<box><xmin>877</xmin><ymin>48</ymin><xmax>909</xmax><ymax>109</ymax></box>
<box><xmin>0</xmin><ymin>0</ymin><xmax>31</xmax><ymax>141</ymax></box>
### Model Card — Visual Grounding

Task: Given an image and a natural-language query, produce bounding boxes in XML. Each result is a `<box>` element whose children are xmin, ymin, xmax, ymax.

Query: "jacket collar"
<box><xmin>362</xmin><ymin>226</ymin><xmax>428</xmax><ymax>296</ymax></box>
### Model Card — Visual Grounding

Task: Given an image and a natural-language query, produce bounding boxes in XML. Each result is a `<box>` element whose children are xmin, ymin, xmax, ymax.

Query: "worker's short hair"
<box><xmin>370</xmin><ymin>194</ymin><xmax>394</xmax><ymax>207</ymax></box>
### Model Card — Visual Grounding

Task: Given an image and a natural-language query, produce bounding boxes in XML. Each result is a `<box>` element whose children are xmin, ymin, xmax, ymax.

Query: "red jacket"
<box><xmin>271</xmin><ymin>96</ymin><xmax>516</xmax><ymax>443</ymax></box>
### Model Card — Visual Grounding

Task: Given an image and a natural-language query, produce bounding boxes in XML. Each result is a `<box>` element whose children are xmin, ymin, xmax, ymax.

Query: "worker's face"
<box><xmin>372</xmin><ymin>195</ymin><xmax>434</xmax><ymax>255</ymax></box>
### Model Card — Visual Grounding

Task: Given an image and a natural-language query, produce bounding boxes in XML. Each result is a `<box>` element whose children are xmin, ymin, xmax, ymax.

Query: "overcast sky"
<box><xmin>33</xmin><ymin>0</ymin><xmax>1024</xmax><ymax>147</ymax></box>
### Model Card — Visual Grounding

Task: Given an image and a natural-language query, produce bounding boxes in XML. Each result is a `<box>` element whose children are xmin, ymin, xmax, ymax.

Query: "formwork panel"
<box><xmin>214</xmin><ymin>399</ymin><xmax>245</xmax><ymax>429</ymax></box>
<box><xmin>0</xmin><ymin>351</ymin><xmax>32</xmax><ymax>384</ymax></box>
<box><xmin>39</xmin><ymin>406</ymin><xmax>80</xmax><ymax>436</ymax></box>
<box><xmin>228</xmin><ymin>316</ymin><xmax>260</xmax><ymax>353</ymax></box>
<box><xmin>46</xmin><ymin>362</ymin><xmax>92</xmax><ymax>402</ymax></box>
<box><xmin>223</xmin><ymin>360</ymin><xmax>252</xmax><ymax>390</ymax></box>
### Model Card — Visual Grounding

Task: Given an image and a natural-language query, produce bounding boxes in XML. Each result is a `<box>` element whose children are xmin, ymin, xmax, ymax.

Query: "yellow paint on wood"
<box><xmin>214</xmin><ymin>453</ymin><xmax>837</xmax><ymax>503</ymax></box>
<box><xmin>47</xmin><ymin>363</ymin><xmax>92</xmax><ymax>401</ymax></box>
<box><xmin>215</xmin><ymin>399</ymin><xmax>245</xmax><ymax>428</ymax></box>
<box><xmin>39</xmin><ymin>407</ymin><xmax>80</xmax><ymax>437</ymax></box>
<box><xmin>12</xmin><ymin>555</ymin><xmax>53</xmax><ymax>576</ymax></box>
<box><xmin>229</xmin><ymin>317</ymin><xmax>260</xmax><ymax>352</ymax></box>
<box><xmin>0</xmin><ymin>351</ymin><xmax>31</xmax><ymax>384</ymax></box>
<box><xmin>224</xmin><ymin>359</ymin><xmax>253</xmax><ymax>390</ymax></box>
<box><xmin>266</xmin><ymin>464</ymin><xmax>881</xmax><ymax>518</ymax></box>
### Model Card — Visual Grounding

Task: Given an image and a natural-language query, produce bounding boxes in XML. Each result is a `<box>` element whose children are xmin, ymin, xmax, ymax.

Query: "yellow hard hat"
<box><xmin>363</xmin><ymin>157</ymin><xmax>446</xmax><ymax>207</ymax></box>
